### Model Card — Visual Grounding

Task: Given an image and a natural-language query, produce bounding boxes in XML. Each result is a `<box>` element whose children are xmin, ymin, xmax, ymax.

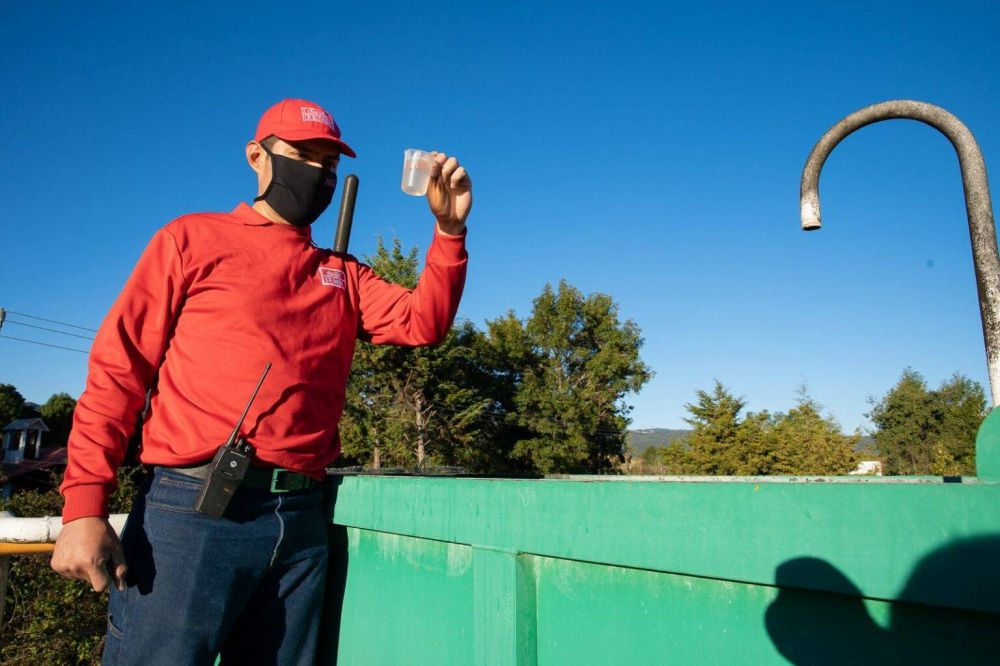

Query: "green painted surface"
<box><xmin>976</xmin><ymin>406</ymin><xmax>1000</xmax><ymax>480</ymax></box>
<box><xmin>324</xmin><ymin>527</ymin><xmax>474</xmax><ymax>665</ymax></box>
<box><xmin>322</xmin><ymin>474</ymin><xmax>1000</xmax><ymax>664</ymax></box>
<box><xmin>532</xmin><ymin>555</ymin><xmax>998</xmax><ymax>664</ymax></box>
<box><xmin>328</xmin><ymin>476</ymin><xmax>1000</xmax><ymax>613</ymax></box>
<box><xmin>472</xmin><ymin>548</ymin><xmax>537</xmax><ymax>665</ymax></box>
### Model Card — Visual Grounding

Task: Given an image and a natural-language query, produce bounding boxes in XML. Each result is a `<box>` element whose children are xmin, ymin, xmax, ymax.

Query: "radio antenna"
<box><xmin>226</xmin><ymin>362</ymin><xmax>272</xmax><ymax>447</ymax></box>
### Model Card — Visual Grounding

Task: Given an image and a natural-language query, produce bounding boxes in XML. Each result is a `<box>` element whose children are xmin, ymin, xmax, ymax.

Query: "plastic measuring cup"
<box><xmin>401</xmin><ymin>149</ymin><xmax>434</xmax><ymax>196</ymax></box>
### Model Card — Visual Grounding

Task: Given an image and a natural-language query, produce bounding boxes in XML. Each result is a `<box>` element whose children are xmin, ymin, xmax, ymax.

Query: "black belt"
<box><xmin>167</xmin><ymin>463</ymin><xmax>319</xmax><ymax>493</ymax></box>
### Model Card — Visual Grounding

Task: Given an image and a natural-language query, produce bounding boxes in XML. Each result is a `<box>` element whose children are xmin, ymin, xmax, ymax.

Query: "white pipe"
<box><xmin>0</xmin><ymin>512</ymin><xmax>127</xmax><ymax>543</ymax></box>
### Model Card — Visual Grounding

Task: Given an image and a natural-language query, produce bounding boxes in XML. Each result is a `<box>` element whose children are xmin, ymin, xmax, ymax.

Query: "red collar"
<box><xmin>230</xmin><ymin>202</ymin><xmax>312</xmax><ymax>238</ymax></box>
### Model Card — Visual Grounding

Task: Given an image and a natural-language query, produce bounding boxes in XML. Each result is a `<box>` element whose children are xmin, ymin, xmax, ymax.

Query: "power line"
<box><xmin>0</xmin><ymin>334</ymin><xmax>89</xmax><ymax>354</ymax></box>
<box><xmin>4</xmin><ymin>320</ymin><xmax>95</xmax><ymax>341</ymax></box>
<box><xmin>1</xmin><ymin>309</ymin><xmax>98</xmax><ymax>333</ymax></box>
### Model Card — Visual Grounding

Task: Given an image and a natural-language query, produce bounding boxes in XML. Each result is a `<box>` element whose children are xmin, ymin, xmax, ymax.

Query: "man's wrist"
<box><xmin>435</xmin><ymin>220</ymin><xmax>466</xmax><ymax>236</ymax></box>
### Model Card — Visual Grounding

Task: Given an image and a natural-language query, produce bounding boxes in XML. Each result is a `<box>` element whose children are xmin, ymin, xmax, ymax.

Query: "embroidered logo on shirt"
<box><xmin>301</xmin><ymin>106</ymin><xmax>336</xmax><ymax>131</ymax></box>
<box><xmin>318</xmin><ymin>267</ymin><xmax>346</xmax><ymax>289</ymax></box>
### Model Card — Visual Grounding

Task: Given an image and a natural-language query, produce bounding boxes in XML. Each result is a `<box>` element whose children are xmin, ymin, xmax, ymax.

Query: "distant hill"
<box><xmin>626</xmin><ymin>429</ymin><xmax>691</xmax><ymax>455</ymax></box>
<box><xmin>855</xmin><ymin>435</ymin><xmax>876</xmax><ymax>453</ymax></box>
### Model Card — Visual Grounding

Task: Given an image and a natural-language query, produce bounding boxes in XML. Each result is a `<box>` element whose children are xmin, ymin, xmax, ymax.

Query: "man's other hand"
<box><xmin>427</xmin><ymin>152</ymin><xmax>472</xmax><ymax>235</ymax></box>
<box><xmin>51</xmin><ymin>516</ymin><xmax>127</xmax><ymax>593</ymax></box>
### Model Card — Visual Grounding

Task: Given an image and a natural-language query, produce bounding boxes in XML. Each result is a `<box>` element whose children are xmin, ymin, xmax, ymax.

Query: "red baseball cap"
<box><xmin>254</xmin><ymin>98</ymin><xmax>356</xmax><ymax>158</ymax></box>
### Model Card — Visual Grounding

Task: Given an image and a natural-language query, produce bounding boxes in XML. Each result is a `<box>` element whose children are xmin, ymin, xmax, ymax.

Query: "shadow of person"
<box><xmin>766</xmin><ymin>537</ymin><xmax>1000</xmax><ymax>665</ymax></box>
<box><xmin>318</xmin><ymin>476</ymin><xmax>348</xmax><ymax>665</ymax></box>
<box><xmin>765</xmin><ymin>558</ymin><xmax>892</xmax><ymax>664</ymax></box>
<box><xmin>119</xmin><ymin>473</ymin><xmax>156</xmax><ymax>596</ymax></box>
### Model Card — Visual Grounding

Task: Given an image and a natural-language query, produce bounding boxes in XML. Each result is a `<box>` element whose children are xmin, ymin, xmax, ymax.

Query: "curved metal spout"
<box><xmin>801</xmin><ymin>100</ymin><xmax>1000</xmax><ymax>407</ymax></box>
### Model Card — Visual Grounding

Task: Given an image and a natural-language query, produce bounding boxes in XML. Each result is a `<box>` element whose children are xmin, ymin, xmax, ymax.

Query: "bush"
<box><xmin>1</xmin><ymin>467</ymin><xmax>141</xmax><ymax>665</ymax></box>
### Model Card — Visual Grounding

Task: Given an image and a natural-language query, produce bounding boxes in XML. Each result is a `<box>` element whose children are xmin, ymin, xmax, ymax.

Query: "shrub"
<box><xmin>1</xmin><ymin>467</ymin><xmax>140</xmax><ymax>665</ymax></box>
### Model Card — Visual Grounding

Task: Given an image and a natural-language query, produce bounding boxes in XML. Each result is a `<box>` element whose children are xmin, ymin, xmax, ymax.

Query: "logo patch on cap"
<box><xmin>301</xmin><ymin>106</ymin><xmax>336</xmax><ymax>130</ymax></box>
<box><xmin>318</xmin><ymin>267</ymin><xmax>346</xmax><ymax>289</ymax></box>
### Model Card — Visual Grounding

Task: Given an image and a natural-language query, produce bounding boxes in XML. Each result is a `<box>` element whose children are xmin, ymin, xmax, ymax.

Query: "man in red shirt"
<box><xmin>50</xmin><ymin>98</ymin><xmax>471</xmax><ymax>664</ymax></box>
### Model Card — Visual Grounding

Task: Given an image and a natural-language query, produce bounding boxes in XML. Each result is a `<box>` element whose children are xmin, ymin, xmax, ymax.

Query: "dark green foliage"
<box><xmin>339</xmin><ymin>238</ymin><xmax>503</xmax><ymax>473</ymax></box>
<box><xmin>683</xmin><ymin>382</ymin><xmax>768</xmax><ymax>475</ymax></box>
<box><xmin>341</xmin><ymin>319</ymin><xmax>502</xmax><ymax>472</ymax></box>
<box><xmin>365</xmin><ymin>236</ymin><xmax>419</xmax><ymax>288</ymax></box>
<box><xmin>492</xmin><ymin>281</ymin><xmax>652</xmax><ymax>474</ymax></box>
<box><xmin>770</xmin><ymin>398</ymin><xmax>860</xmax><ymax>475</ymax></box>
<box><xmin>0</xmin><ymin>467</ymin><xmax>141</xmax><ymax>665</ymax></box>
<box><xmin>932</xmin><ymin>374</ymin><xmax>985</xmax><ymax>474</ymax></box>
<box><xmin>639</xmin><ymin>382</ymin><xmax>859</xmax><ymax>476</ymax></box>
<box><xmin>0</xmin><ymin>384</ymin><xmax>35</xmax><ymax>428</ymax></box>
<box><xmin>640</xmin><ymin>371</ymin><xmax>984</xmax><ymax>478</ymax></box>
<box><xmin>868</xmin><ymin>369</ymin><xmax>986</xmax><ymax>475</ymax></box>
<box><xmin>339</xmin><ymin>244</ymin><xmax>652</xmax><ymax>477</ymax></box>
<box><xmin>40</xmin><ymin>393</ymin><xmax>77</xmax><ymax>449</ymax></box>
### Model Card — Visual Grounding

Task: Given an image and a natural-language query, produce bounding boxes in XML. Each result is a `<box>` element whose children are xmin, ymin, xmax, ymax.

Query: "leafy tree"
<box><xmin>499</xmin><ymin>281</ymin><xmax>652</xmax><ymax>474</ymax></box>
<box><xmin>0</xmin><ymin>384</ymin><xmax>29</xmax><ymax>428</ymax></box>
<box><xmin>39</xmin><ymin>393</ymin><xmax>77</xmax><ymax>449</ymax></box>
<box><xmin>476</xmin><ymin>312</ymin><xmax>538</xmax><ymax>475</ymax></box>
<box><xmin>339</xmin><ymin>238</ymin><xmax>497</xmax><ymax>471</ymax></box>
<box><xmin>868</xmin><ymin>369</ymin><xmax>935</xmax><ymax>475</ymax></box>
<box><xmin>341</xmin><ymin>253</ymin><xmax>652</xmax><ymax>476</ymax></box>
<box><xmin>930</xmin><ymin>373</ymin><xmax>986</xmax><ymax>475</ymax></box>
<box><xmin>868</xmin><ymin>369</ymin><xmax>986</xmax><ymax>475</ymax></box>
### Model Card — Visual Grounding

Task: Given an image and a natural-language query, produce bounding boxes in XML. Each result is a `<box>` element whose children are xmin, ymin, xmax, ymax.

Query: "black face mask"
<box><xmin>254</xmin><ymin>144</ymin><xmax>337</xmax><ymax>227</ymax></box>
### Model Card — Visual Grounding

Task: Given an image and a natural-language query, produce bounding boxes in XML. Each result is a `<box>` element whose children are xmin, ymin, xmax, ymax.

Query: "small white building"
<box><xmin>2</xmin><ymin>418</ymin><xmax>49</xmax><ymax>464</ymax></box>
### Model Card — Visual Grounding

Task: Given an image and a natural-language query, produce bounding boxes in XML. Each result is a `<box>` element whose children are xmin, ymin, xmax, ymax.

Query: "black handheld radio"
<box><xmin>193</xmin><ymin>362</ymin><xmax>272</xmax><ymax>518</ymax></box>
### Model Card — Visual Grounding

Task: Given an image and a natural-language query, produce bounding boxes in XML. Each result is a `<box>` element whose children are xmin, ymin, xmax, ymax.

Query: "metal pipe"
<box><xmin>800</xmin><ymin>100</ymin><xmax>1000</xmax><ymax>406</ymax></box>
<box><xmin>0</xmin><ymin>511</ymin><xmax>127</xmax><ymax>543</ymax></box>
<box><xmin>0</xmin><ymin>543</ymin><xmax>54</xmax><ymax>554</ymax></box>
<box><xmin>334</xmin><ymin>174</ymin><xmax>359</xmax><ymax>254</ymax></box>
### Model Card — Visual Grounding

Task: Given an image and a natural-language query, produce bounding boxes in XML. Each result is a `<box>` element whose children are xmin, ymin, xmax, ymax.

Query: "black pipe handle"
<box><xmin>334</xmin><ymin>174</ymin><xmax>359</xmax><ymax>254</ymax></box>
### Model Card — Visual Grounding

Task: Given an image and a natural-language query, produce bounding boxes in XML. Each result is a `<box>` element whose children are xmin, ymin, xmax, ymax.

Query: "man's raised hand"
<box><xmin>426</xmin><ymin>152</ymin><xmax>472</xmax><ymax>235</ymax></box>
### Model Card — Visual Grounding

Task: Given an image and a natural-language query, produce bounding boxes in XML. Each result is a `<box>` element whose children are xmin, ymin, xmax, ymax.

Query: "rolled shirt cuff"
<box><xmin>61</xmin><ymin>484</ymin><xmax>111</xmax><ymax>523</ymax></box>
<box><xmin>430</xmin><ymin>225</ymin><xmax>468</xmax><ymax>264</ymax></box>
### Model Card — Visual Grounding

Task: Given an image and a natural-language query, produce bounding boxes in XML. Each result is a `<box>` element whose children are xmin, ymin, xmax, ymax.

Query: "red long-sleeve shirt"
<box><xmin>60</xmin><ymin>203</ymin><xmax>467</xmax><ymax>522</ymax></box>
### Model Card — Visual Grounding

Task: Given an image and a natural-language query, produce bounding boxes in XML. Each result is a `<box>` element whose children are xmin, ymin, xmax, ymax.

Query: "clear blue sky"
<box><xmin>2</xmin><ymin>1</ymin><xmax>998</xmax><ymax>433</ymax></box>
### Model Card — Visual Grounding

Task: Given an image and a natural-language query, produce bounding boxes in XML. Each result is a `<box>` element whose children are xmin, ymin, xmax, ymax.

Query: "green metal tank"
<box><xmin>321</xmin><ymin>101</ymin><xmax>1000</xmax><ymax>664</ymax></box>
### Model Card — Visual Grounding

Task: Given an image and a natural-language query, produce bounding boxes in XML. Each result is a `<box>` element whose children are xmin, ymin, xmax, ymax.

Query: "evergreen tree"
<box><xmin>679</xmin><ymin>383</ymin><xmax>859</xmax><ymax>476</ymax></box>
<box><xmin>770</xmin><ymin>396</ymin><xmax>860</xmax><ymax>475</ymax></box>
<box><xmin>868</xmin><ymin>369</ymin><xmax>986</xmax><ymax>476</ymax></box>
<box><xmin>500</xmin><ymin>281</ymin><xmax>652</xmax><ymax>474</ymax></box>
<box><xmin>683</xmin><ymin>382</ymin><xmax>777</xmax><ymax>475</ymax></box>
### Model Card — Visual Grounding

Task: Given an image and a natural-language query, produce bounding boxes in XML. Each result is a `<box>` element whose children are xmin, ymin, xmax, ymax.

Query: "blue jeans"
<box><xmin>103</xmin><ymin>467</ymin><xmax>329</xmax><ymax>666</ymax></box>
